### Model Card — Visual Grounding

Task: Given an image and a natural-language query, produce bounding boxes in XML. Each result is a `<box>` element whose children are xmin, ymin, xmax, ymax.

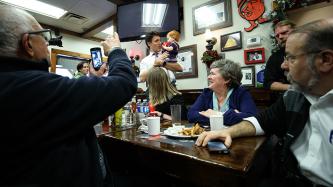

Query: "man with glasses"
<box><xmin>196</xmin><ymin>18</ymin><xmax>333</xmax><ymax>187</ymax></box>
<box><xmin>0</xmin><ymin>5</ymin><xmax>137</xmax><ymax>187</ymax></box>
<box><xmin>264</xmin><ymin>20</ymin><xmax>295</xmax><ymax>92</ymax></box>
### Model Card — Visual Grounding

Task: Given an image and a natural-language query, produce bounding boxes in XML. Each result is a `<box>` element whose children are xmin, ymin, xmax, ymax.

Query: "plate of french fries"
<box><xmin>163</xmin><ymin>123</ymin><xmax>205</xmax><ymax>138</ymax></box>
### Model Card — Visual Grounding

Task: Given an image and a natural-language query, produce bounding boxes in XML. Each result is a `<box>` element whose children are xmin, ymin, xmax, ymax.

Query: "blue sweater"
<box><xmin>188</xmin><ymin>86</ymin><xmax>257</xmax><ymax>126</ymax></box>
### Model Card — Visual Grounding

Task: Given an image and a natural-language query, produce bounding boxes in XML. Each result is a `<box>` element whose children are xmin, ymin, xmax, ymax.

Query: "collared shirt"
<box><xmin>139</xmin><ymin>51</ymin><xmax>176</xmax><ymax>82</ymax></box>
<box><xmin>245</xmin><ymin>89</ymin><xmax>333</xmax><ymax>186</ymax></box>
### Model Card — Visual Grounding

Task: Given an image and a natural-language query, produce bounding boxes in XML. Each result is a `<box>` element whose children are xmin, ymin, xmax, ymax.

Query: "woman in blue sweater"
<box><xmin>188</xmin><ymin>59</ymin><xmax>257</xmax><ymax>126</ymax></box>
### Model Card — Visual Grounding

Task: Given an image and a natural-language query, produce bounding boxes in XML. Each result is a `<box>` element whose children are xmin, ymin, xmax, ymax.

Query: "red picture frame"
<box><xmin>244</xmin><ymin>48</ymin><xmax>265</xmax><ymax>65</ymax></box>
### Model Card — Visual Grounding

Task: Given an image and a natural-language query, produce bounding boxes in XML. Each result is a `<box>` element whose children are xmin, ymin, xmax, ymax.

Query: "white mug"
<box><xmin>147</xmin><ymin>117</ymin><xmax>160</xmax><ymax>136</ymax></box>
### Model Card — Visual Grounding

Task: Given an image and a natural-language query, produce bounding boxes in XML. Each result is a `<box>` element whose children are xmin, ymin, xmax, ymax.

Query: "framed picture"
<box><xmin>241</xmin><ymin>66</ymin><xmax>255</xmax><ymax>87</ymax></box>
<box><xmin>192</xmin><ymin>0</ymin><xmax>232</xmax><ymax>36</ymax></box>
<box><xmin>244</xmin><ymin>47</ymin><xmax>265</xmax><ymax>65</ymax></box>
<box><xmin>175</xmin><ymin>44</ymin><xmax>198</xmax><ymax>79</ymax></box>
<box><xmin>220</xmin><ymin>31</ymin><xmax>242</xmax><ymax>52</ymax></box>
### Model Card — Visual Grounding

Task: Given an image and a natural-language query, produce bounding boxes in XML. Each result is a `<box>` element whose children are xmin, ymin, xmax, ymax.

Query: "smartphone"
<box><xmin>207</xmin><ymin>141</ymin><xmax>230</xmax><ymax>154</ymax></box>
<box><xmin>90</xmin><ymin>47</ymin><xmax>103</xmax><ymax>70</ymax></box>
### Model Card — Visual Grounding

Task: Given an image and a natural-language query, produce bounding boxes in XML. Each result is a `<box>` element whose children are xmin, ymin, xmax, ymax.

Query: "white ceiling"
<box><xmin>34</xmin><ymin>0</ymin><xmax>116</xmax><ymax>32</ymax></box>
<box><xmin>2</xmin><ymin>0</ymin><xmax>176</xmax><ymax>40</ymax></box>
<box><xmin>2</xmin><ymin>0</ymin><xmax>119</xmax><ymax>40</ymax></box>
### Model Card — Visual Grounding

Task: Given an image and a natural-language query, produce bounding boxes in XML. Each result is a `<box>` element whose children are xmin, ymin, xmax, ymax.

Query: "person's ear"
<box><xmin>147</xmin><ymin>41</ymin><xmax>152</xmax><ymax>48</ymax></box>
<box><xmin>317</xmin><ymin>49</ymin><xmax>333</xmax><ymax>73</ymax></box>
<box><xmin>21</xmin><ymin>33</ymin><xmax>34</xmax><ymax>57</ymax></box>
<box><xmin>225</xmin><ymin>79</ymin><xmax>231</xmax><ymax>85</ymax></box>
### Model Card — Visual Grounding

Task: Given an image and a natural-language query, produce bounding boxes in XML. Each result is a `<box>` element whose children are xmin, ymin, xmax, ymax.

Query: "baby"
<box><xmin>162</xmin><ymin>30</ymin><xmax>180</xmax><ymax>63</ymax></box>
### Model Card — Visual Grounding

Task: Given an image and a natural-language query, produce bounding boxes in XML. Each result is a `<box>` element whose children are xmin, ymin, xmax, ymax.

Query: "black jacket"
<box><xmin>0</xmin><ymin>49</ymin><xmax>137</xmax><ymax>186</ymax></box>
<box><xmin>256</xmin><ymin>90</ymin><xmax>312</xmax><ymax>186</ymax></box>
<box><xmin>263</xmin><ymin>48</ymin><xmax>289</xmax><ymax>89</ymax></box>
<box><xmin>154</xmin><ymin>94</ymin><xmax>188</xmax><ymax>120</ymax></box>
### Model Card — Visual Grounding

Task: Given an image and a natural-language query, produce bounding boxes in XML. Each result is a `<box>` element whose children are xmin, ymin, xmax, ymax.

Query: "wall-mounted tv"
<box><xmin>116</xmin><ymin>0</ymin><xmax>180</xmax><ymax>42</ymax></box>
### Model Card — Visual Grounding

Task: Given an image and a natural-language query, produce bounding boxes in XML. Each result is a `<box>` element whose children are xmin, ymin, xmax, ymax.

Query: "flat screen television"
<box><xmin>116</xmin><ymin>0</ymin><xmax>180</xmax><ymax>42</ymax></box>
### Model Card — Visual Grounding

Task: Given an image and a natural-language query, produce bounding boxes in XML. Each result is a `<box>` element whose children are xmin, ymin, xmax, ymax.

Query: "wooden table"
<box><xmin>99</xmin><ymin>122</ymin><xmax>269</xmax><ymax>187</ymax></box>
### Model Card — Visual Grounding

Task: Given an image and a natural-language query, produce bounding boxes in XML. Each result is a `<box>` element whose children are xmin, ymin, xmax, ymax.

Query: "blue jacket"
<box><xmin>188</xmin><ymin>86</ymin><xmax>257</xmax><ymax>126</ymax></box>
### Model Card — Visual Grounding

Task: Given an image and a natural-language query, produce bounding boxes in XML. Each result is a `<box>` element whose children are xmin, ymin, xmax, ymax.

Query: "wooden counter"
<box><xmin>99</xmin><ymin>123</ymin><xmax>269</xmax><ymax>187</ymax></box>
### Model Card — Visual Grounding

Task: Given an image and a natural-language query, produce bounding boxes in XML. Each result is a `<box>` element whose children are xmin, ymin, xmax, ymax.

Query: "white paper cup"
<box><xmin>147</xmin><ymin>117</ymin><xmax>160</xmax><ymax>136</ymax></box>
<box><xmin>209</xmin><ymin>115</ymin><xmax>224</xmax><ymax>131</ymax></box>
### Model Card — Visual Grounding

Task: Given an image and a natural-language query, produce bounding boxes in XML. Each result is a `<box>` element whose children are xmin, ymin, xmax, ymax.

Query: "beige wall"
<box><xmin>175</xmin><ymin>0</ymin><xmax>273</xmax><ymax>90</ymax></box>
<box><xmin>53</xmin><ymin>0</ymin><xmax>331</xmax><ymax>90</ymax></box>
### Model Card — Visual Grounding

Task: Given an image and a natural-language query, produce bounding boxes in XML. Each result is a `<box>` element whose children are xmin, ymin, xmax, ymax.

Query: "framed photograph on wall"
<box><xmin>220</xmin><ymin>31</ymin><xmax>242</xmax><ymax>51</ymax></box>
<box><xmin>240</xmin><ymin>66</ymin><xmax>255</xmax><ymax>87</ymax></box>
<box><xmin>244</xmin><ymin>47</ymin><xmax>265</xmax><ymax>65</ymax></box>
<box><xmin>192</xmin><ymin>0</ymin><xmax>232</xmax><ymax>36</ymax></box>
<box><xmin>175</xmin><ymin>44</ymin><xmax>198</xmax><ymax>79</ymax></box>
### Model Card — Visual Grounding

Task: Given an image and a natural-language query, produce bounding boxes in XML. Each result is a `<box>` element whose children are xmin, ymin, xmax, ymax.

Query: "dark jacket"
<box><xmin>263</xmin><ymin>48</ymin><xmax>289</xmax><ymax>89</ymax></box>
<box><xmin>0</xmin><ymin>49</ymin><xmax>137</xmax><ymax>186</ymax></box>
<box><xmin>187</xmin><ymin>86</ymin><xmax>257</xmax><ymax>126</ymax></box>
<box><xmin>255</xmin><ymin>90</ymin><xmax>313</xmax><ymax>186</ymax></box>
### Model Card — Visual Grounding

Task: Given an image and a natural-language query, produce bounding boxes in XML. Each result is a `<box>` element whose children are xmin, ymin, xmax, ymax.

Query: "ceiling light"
<box><xmin>101</xmin><ymin>26</ymin><xmax>114</xmax><ymax>35</ymax></box>
<box><xmin>0</xmin><ymin>0</ymin><xmax>67</xmax><ymax>19</ymax></box>
<box><xmin>142</xmin><ymin>3</ymin><xmax>168</xmax><ymax>28</ymax></box>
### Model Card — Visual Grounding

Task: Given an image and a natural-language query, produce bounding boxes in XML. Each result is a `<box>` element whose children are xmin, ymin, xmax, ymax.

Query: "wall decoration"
<box><xmin>237</xmin><ymin>0</ymin><xmax>269</xmax><ymax>32</ymax></box>
<box><xmin>201</xmin><ymin>37</ymin><xmax>223</xmax><ymax>69</ymax></box>
<box><xmin>256</xmin><ymin>64</ymin><xmax>265</xmax><ymax>88</ymax></box>
<box><xmin>192</xmin><ymin>0</ymin><xmax>232</xmax><ymax>36</ymax></box>
<box><xmin>244</xmin><ymin>47</ymin><xmax>265</xmax><ymax>65</ymax></box>
<box><xmin>241</xmin><ymin>66</ymin><xmax>255</xmax><ymax>87</ymax></box>
<box><xmin>220</xmin><ymin>31</ymin><xmax>242</xmax><ymax>52</ymax></box>
<box><xmin>175</xmin><ymin>44</ymin><xmax>198</xmax><ymax>79</ymax></box>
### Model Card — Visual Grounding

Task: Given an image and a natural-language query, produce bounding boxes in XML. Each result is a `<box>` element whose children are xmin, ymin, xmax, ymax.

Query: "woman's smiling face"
<box><xmin>208</xmin><ymin>68</ymin><xmax>229</xmax><ymax>91</ymax></box>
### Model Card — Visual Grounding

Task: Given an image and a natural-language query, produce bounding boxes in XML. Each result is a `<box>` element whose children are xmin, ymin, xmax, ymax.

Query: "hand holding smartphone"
<box><xmin>207</xmin><ymin>141</ymin><xmax>230</xmax><ymax>154</ymax></box>
<box><xmin>90</xmin><ymin>47</ymin><xmax>103</xmax><ymax>71</ymax></box>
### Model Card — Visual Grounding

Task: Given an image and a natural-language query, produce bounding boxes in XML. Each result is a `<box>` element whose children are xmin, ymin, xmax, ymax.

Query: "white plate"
<box><xmin>163</xmin><ymin>126</ymin><xmax>199</xmax><ymax>139</ymax></box>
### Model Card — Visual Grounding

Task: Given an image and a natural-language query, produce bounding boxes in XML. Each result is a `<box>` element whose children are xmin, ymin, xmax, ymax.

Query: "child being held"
<box><xmin>162</xmin><ymin>30</ymin><xmax>180</xmax><ymax>63</ymax></box>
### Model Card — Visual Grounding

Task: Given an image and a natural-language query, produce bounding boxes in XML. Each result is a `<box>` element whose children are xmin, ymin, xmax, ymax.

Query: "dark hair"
<box><xmin>76</xmin><ymin>61</ymin><xmax>86</xmax><ymax>71</ymax></box>
<box><xmin>145</xmin><ymin>31</ymin><xmax>160</xmax><ymax>48</ymax></box>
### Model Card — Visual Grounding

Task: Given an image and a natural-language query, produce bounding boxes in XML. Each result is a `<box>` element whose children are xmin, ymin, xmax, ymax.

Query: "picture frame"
<box><xmin>240</xmin><ymin>66</ymin><xmax>255</xmax><ymax>87</ymax></box>
<box><xmin>192</xmin><ymin>0</ymin><xmax>232</xmax><ymax>36</ymax></box>
<box><xmin>220</xmin><ymin>31</ymin><xmax>242</xmax><ymax>52</ymax></box>
<box><xmin>244</xmin><ymin>47</ymin><xmax>265</xmax><ymax>65</ymax></box>
<box><xmin>175</xmin><ymin>44</ymin><xmax>198</xmax><ymax>79</ymax></box>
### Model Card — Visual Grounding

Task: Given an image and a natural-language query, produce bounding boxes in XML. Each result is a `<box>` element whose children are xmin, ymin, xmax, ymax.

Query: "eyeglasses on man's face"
<box><xmin>26</xmin><ymin>29</ymin><xmax>52</xmax><ymax>43</ymax></box>
<box><xmin>284</xmin><ymin>51</ymin><xmax>321</xmax><ymax>64</ymax></box>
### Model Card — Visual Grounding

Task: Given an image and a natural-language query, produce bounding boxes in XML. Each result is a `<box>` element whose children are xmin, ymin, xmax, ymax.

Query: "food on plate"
<box><xmin>179</xmin><ymin>123</ymin><xmax>204</xmax><ymax>136</ymax></box>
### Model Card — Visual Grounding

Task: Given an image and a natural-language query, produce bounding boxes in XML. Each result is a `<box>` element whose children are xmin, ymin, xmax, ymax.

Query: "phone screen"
<box><xmin>207</xmin><ymin>141</ymin><xmax>229</xmax><ymax>154</ymax></box>
<box><xmin>90</xmin><ymin>48</ymin><xmax>103</xmax><ymax>70</ymax></box>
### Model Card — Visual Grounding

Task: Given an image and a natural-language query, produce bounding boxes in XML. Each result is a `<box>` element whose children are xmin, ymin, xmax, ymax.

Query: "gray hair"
<box><xmin>290</xmin><ymin>19</ymin><xmax>333</xmax><ymax>72</ymax></box>
<box><xmin>290</xmin><ymin>19</ymin><xmax>333</xmax><ymax>55</ymax></box>
<box><xmin>210</xmin><ymin>59</ymin><xmax>242</xmax><ymax>88</ymax></box>
<box><xmin>0</xmin><ymin>5</ymin><xmax>37</xmax><ymax>57</ymax></box>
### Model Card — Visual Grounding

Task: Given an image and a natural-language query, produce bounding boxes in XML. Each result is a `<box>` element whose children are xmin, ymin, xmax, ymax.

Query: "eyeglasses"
<box><xmin>284</xmin><ymin>51</ymin><xmax>321</xmax><ymax>64</ymax></box>
<box><xmin>26</xmin><ymin>29</ymin><xmax>52</xmax><ymax>43</ymax></box>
